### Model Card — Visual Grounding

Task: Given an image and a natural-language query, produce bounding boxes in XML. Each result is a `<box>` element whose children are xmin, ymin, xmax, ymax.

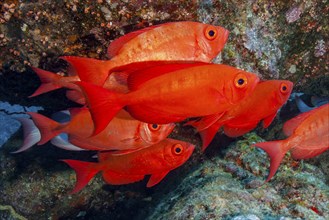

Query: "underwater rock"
<box><xmin>1</xmin><ymin>131</ymin><xmax>328</xmax><ymax>219</ymax></box>
<box><xmin>144</xmin><ymin>133</ymin><xmax>329</xmax><ymax>220</ymax></box>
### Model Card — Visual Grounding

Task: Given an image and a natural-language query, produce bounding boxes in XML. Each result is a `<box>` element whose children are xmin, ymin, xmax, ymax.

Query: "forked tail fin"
<box><xmin>252</xmin><ymin>140</ymin><xmax>286</xmax><ymax>182</ymax></box>
<box><xmin>27</xmin><ymin>112</ymin><xmax>62</xmax><ymax>145</ymax></box>
<box><xmin>29</xmin><ymin>67</ymin><xmax>63</xmax><ymax>97</ymax></box>
<box><xmin>12</xmin><ymin>117</ymin><xmax>41</xmax><ymax>153</ymax></box>
<box><xmin>61</xmin><ymin>159</ymin><xmax>100</xmax><ymax>194</ymax></box>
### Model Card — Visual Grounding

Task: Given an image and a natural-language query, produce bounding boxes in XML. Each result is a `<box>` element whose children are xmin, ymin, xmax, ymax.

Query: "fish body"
<box><xmin>63</xmin><ymin>21</ymin><xmax>229</xmax><ymax>85</ymax></box>
<box><xmin>30</xmin><ymin>21</ymin><xmax>229</xmax><ymax>97</ymax></box>
<box><xmin>28</xmin><ymin>108</ymin><xmax>175</xmax><ymax>151</ymax></box>
<box><xmin>63</xmin><ymin>138</ymin><xmax>195</xmax><ymax>193</ymax></box>
<box><xmin>253</xmin><ymin>103</ymin><xmax>329</xmax><ymax>182</ymax></box>
<box><xmin>77</xmin><ymin>63</ymin><xmax>260</xmax><ymax>134</ymax></box>
<box><xmin>187</xmin><ymin>80</ymin><xmax>293</xmax><ymax>150</ymax></box>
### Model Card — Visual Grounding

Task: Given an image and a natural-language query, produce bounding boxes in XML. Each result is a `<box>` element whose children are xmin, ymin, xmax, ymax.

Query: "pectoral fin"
<box><xmin>147</xmin><ymin>171</ymin><xmax>169</xmax><ymax>187</ymax></box>
<box><xmin>185</xmin><ymin>112</ymin><xmax>225</xmax><ymax>132</ymax></box>
<box><xmin>199</xmin><ymin>121</ymin><xmax>223</xmax><ymax>151</ymax></box>
<box><xmin>262</xmin><ymin>113</ymin><xmax>277</xmax><ymax>128</ymax></box>
<box><xmin>283</xmin><ymin>111</ymin><xmax>313</xmax><ymax>136</ymax></box>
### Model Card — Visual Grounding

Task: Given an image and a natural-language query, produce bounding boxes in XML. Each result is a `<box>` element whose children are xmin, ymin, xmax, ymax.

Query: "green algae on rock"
<box><xmin>145</xmin><ymin>133</ymin><xmax>329</xmax><ymax>219</ymax></box>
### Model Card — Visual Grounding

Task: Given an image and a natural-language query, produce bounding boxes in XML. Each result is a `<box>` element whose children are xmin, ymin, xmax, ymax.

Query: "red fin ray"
<box><xmin>262</xmin><ymin>112</ymin><xmax>277</xmax><ymax>128</ymax></box>
<box><xmin>29</xmin><ymin>67</ymin><xmax>63</xmax><ymax>97</ymax></box>
<box><xmin>199</xmin><ymin>122</ymin><xmax>223</xmax><ymax>151</ymax></box>
<box><xmin>253</xmin><ymin>141</ymin><xmax>286</xmax><ymax>182</ymax></box>
<box><xmin>27</xmin><ymin>112</ymin><xmax>62</xmax><ymax>145</ymax></box>
<box><xmin>185</xmin><ymin>112</ymin><xmax>225</xmax><ymax>132</ymax></box>
<box><xmin>147</xmin><ymin>171</ymin><xmax>169</xmax><ymax>187</ymax></box>
<box><xmin>62</xmin><ymin>159</ymin><xmax>99</xmax><ymax>194</ymax></box>
<box><xmin>75</xmin><ymin>82</ymin><xmax>125</xmax><ymax>135</ymax></box>
<box><xmin>60</xmin><ymin>56</ymin><xmax>113</xmax><ymax>86</ymax></box>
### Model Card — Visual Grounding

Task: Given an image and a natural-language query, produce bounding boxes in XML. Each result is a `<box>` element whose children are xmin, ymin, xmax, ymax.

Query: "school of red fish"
<box><xmin>17</xmin><ymin>21</ymin><xmax>328</xmax><ymax>193</ymax></box>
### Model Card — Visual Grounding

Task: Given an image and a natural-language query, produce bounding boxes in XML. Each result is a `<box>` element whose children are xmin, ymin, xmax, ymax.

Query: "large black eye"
<box><xmin>234</xmin><ymin>73</ymin><xmax>248</xmax><ymax>88</ymax></box>
<box><xmin>148</xmin><ymin>124</ymin><xmax>160</xmax><ymax>131</ymax></box>
<box><xmin>280</xmin><ymin>83</ymin><xmax>289</xmax><ymax>94</ymax></box>
<box><xmin>172</xmin><ymin>144</ymin><xmax>184</xmax><ymax>155</ymax></box>
<box><xmin>204</xmin><ymin>26</ymin><xmax>217</xmax><ymax>40</ymax></box>
<box><xmin>208</xmin><ymin>30</ymin><xmax>215</xmax><ymax>37</ymax></box>
<box><xmin>237</xmin><ymin>78</ymin><xmax>245</xmax><ymax>85</ymax></box>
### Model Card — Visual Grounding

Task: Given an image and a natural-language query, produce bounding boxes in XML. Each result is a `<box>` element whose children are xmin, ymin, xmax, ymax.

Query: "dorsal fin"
<box><xmin>283</xmin><ymin>111</ymin><xmax>313</xmax><ymax>136</ymax></box>
<box><xmin>126</xmin><ymin>62</ymin><xmax>210</xmax><ymax>91</ymax></box>
<box><xmin>184</xmin><ymin>112</ymin><xmax>225</xmax><ymax>132</ymax></box>
<box><xmin>107</xmin><ymin>24</ymin><xmax>162</xmax><ymax>58</ymax></box>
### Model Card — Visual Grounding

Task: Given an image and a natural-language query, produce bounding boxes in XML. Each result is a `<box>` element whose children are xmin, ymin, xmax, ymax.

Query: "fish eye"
<box><xmin>280</xmin><ymin>83</ymin><xmax>289</xmax><ymax>93</ymax></box>
<box><xmin>148</xmin><ymin>124</ymin><xmax>160</xmax><ymax>131</ymax></box>
<box><xmin>172</xmin><ymin>144</ymin><xmax>184</xmax><ymax>155</ymax></box>
<box><xmin>204</xmin><ymin>26</ymin><xmax>217</xmax><ymax>40</ymax></box>
<box><xmin>234</xmin><ymin>73</ymin><xmax>248</xmax><ymax>88</ymax></box>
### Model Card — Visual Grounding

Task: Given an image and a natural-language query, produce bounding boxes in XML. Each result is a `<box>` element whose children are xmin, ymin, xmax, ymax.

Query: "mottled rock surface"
<box><xmin>0</xmin><ymin>0</ymin><xmax>328</xmax><ymax>219</ymax></box>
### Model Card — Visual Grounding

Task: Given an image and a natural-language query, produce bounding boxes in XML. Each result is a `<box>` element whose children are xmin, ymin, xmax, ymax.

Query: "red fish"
<box><xmin>77</xmin><ymin>63</ymin><xmax>260</xmax><ymax>134</ymax></box>
<box><xmin>26</xmin><ymin>108</ymin><xmax>175</xmax><ymax>151</ymax></box>
<box><xmin>253</xmin><ymin>103</ymin><xmax>329</xmax><ymax>182</ymax></box>
<box><xmin>62</xmin><ymin>138</ymin><xmax>195</xmax><ymax>193</ymax></box>
<box><xmin>187</xmin><ymin>80</ymin><xmax>293</xmax><ymax>150</ymax></box>
<box><xmin>30</xmin><ymin>21</ymin><xmax>229</xmax><ymax>97</ymax></box>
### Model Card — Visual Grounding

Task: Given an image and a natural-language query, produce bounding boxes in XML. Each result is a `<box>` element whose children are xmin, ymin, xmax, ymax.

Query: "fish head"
<box><xmin>222</xmin><ymin>68</ymin><xmax>260</xmax><ymax>104</ymax></box>
<box><xmin>196</xmin><ymin>24</ymin><xmax>229</xmax><ymax>61</ymax></box>
<box><xmin>271</xmin><ymin>80</ymin><xmax>294</xmax><ymax>106</ymax></box>
<box><xmin>162</xmin><ymin>138</ymin><xmax>195</xmax><ymax>168</ymax></box>
<box><xmin>140</xmin><ymin>123</ymin><xmax>176</xmax><ymax>145</ymax></box>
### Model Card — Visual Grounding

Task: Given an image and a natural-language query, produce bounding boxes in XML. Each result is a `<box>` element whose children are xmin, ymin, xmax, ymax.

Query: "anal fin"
<box><xmin>147</xmin><ymin>171</ymin><xmax>169</xmax><ymax>187</ymax></box>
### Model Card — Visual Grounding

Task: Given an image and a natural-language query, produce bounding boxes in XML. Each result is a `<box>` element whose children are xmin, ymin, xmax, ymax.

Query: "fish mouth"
<box><xmin>223</xmin><ymin>29</ymin><xmax>230</xmax><ymax>43</ymax></box>
<box><xmin>167</xmin><ymin>123</ymin><xmax>176</xmax><ymax>133</ymax></box>
<box><xmin>185</xmin><ymin>144</ymin><xmax>195</xmax><ymax>158</ymax></box>
<box><xmin>251</xmin><ymin>74</ymin><xmax>260</xmax><ymax>90</ymax></box>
